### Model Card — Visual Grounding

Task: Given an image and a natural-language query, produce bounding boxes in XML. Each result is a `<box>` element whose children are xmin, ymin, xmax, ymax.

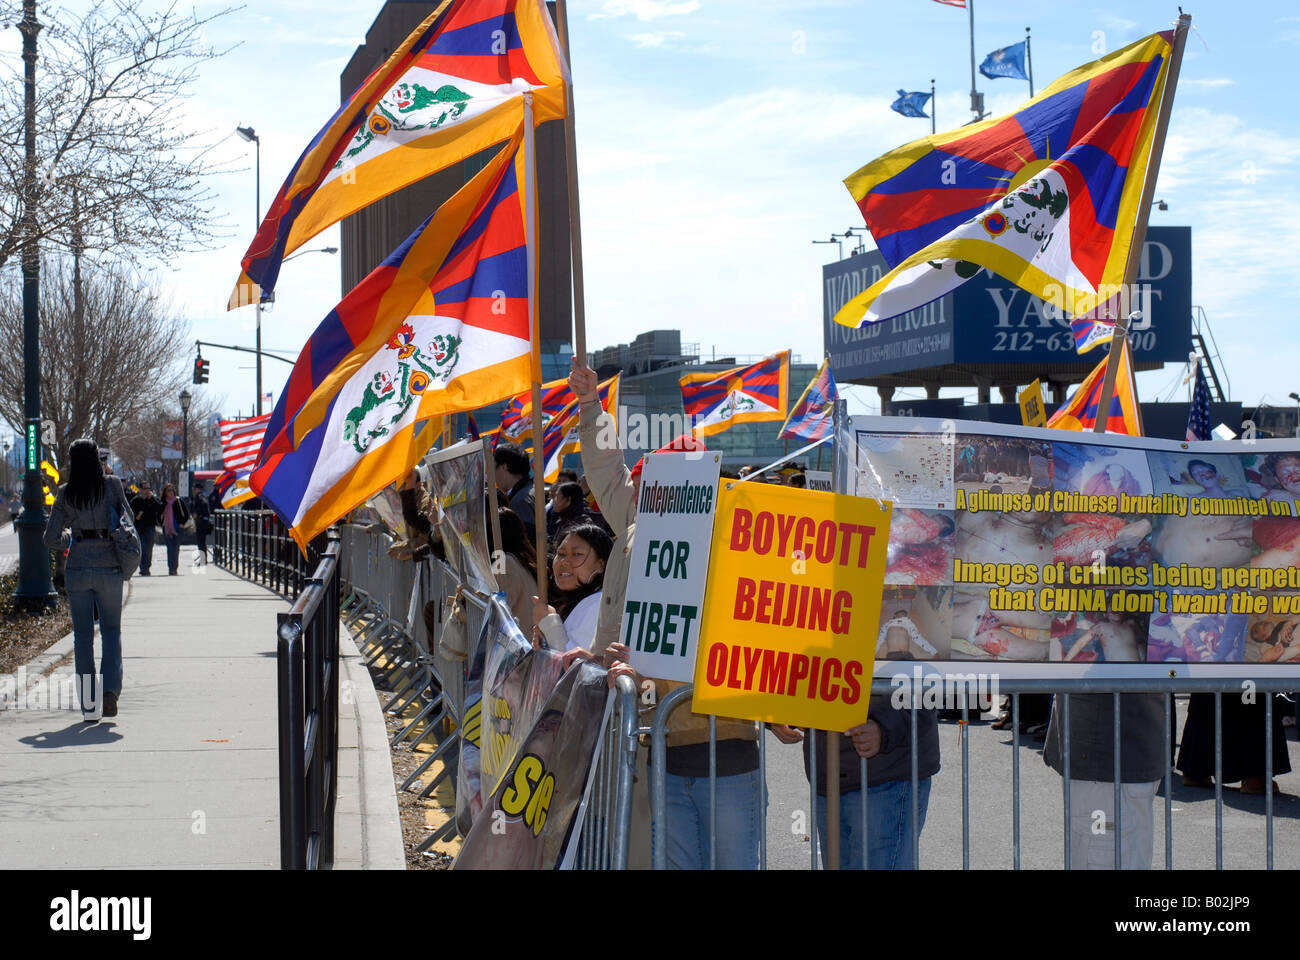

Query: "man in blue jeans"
<box><xmin>130</xmin><ymin>482</ymin><xmax>162</xmax><ymax>575</ymax></box>
<box><xmin>786</xmin><ymin>684</ymin><xmax>940</xmax><ymax>869</ymax></box>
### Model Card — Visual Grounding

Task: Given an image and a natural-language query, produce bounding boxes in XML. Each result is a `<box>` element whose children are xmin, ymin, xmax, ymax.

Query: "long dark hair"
<box><xmin>497</xmin><ymin>507</ymin><xmax>537</xmax><ymax>580</ymax></box>
<box><xmin>550</xmin><ymin>523</ymin><xmax>613</xmax><ymax>621</ymax></box>
<box><xmin>65</xmin><ymin>438</ymin><xmax>106</xmax><ymax>511</ymax></box>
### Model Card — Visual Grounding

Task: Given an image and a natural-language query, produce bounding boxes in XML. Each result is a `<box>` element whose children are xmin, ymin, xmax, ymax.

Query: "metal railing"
<box><xmin>647</xmin><ymin>676</ymin><xmax>1297</xmax><ymax>870</ymax></box>
<box><xmin>276</xmin><ymin>530</ymin><xmax>342</xmax><ymax>869</ymax></box>
<box><xmin>212</xmin><ymin>509</ymin><xmax>318</xmax><ymax>597</ymax></box>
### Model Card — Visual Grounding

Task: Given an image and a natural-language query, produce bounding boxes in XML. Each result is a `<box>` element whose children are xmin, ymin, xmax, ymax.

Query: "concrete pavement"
<box><xmin>0</xmin><ymin>552</ymin><xmax>403</xmax><ymax>869</ymax></box>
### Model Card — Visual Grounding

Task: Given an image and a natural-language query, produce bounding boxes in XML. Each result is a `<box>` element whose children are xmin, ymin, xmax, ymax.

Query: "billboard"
<box><xmin>824</xmin><ymin>227</ymin><xmax>1193</xmax><ymax>380</ymax></box>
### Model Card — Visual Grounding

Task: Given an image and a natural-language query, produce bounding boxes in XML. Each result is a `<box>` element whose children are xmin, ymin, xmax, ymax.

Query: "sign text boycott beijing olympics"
<box><xmin>625</xmin><ymin>452</ymin><xmax>722</xmax><ymax>683</ymax></box>
<box><xmin>692</xmin><ymin>481</ymin><xmax>892</xmax><ymax>730</ymax></box>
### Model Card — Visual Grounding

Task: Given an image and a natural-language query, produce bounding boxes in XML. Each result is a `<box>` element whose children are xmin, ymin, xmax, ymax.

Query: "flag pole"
<box><xmin>1091</xmin><ymin>12</ymin><xmax>1191</xmax><ymax>434</ymax></box>
<box><xmin>523</xmin><ymin>93</ymin><xmax>548</xmax><ymax>603</ymax></box>
<box><xmin>968</xmin><ymin>0</ymin><xmax>980</xmax><ymax>120</ymax></box>
<box><xmin>930</xmin><ymin>78</ymin><xmax>936</xmax><ymax>135</ymax></box>
<box><xmin>1025</xmin><ymin>27</ymin><xmax>1034</xmax><ymax>98</ymax></box>
<box><xmin>555</xmin><ymin>0</ymin><xmax>588</xmax><ymax>367</ymax></box>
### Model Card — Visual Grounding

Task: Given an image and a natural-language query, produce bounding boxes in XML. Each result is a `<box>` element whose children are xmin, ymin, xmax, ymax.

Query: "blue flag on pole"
<box><xmin>980</xmin><ymin>41</ymin><xmax>1029</xmax><ymax>81</ymax></box>
<box><xmin>889</xmin><ymin>90</ymin><xmax>931</xmax><ymax>119</ymax></box>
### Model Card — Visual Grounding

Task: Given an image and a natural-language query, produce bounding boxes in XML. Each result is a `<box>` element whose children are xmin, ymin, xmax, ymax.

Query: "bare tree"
<box><xmin>0</xmin><ymin>0</ymin><xmax>237</xmax><ymax>272</ymax></box>
<box><xmin>0</xmin><ymin>256</ymin><xmax>193</xmax><ymax>466</ymax></box>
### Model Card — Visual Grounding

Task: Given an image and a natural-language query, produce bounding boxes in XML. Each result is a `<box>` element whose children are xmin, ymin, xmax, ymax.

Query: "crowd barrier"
<box><xmin>648</xmin><ymin>677</ymin><xmax>1297</xmax><ymax>870</ymax></box>
<box><xmin>211</xmin><ymin>509</ymin><xmax>319</xmax><ymax>597</ymax></box>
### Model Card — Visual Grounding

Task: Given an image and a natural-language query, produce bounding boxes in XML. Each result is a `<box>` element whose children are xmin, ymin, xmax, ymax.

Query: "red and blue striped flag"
<box><xmin>680</xmin><ymin>351</ymin><xmax>789</xmax><ymax>439</ymax></box>
<box><xmin>836</xmin><ymin>29</ymin><xmax>1178</xmax><ymax>328</ymax></box>
<box><xmin>780</xmin><ymin>358</ymin><xmax>838</xmax><ymax>442</ymax></box>
<box><xmin>250</xmin><ymin>129</ymin><xmax>534</xmax><ymax>549</ymax></box>
<box><xmin>229</xmin><ymin>0</ymin><xmax>567</xmax><ymax>310</ymax></box>
<box><xmin>1186</xmin><ymin>360</ymin><xmax>1212</xmax><ymax>442</ymax></box>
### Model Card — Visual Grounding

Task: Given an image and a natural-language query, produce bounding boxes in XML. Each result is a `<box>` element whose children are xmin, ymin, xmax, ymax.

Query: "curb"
<box><xmin>339</xmin><ymin>619</ymin><xmax>406</xmax><ymax>869</ymax></box>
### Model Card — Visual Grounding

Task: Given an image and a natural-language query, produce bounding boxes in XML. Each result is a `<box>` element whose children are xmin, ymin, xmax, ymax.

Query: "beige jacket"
<box><xmin>578</xmin><ymin>401</ymin><xmax>757</xmax><ymax>748</ymax></box>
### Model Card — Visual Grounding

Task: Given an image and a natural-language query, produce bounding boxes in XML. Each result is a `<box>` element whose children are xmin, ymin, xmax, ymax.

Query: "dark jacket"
<box><xmin>802</xmin><ymin>692</ymin><xmax>941</xmax><ymax>795</ymax></box>
<box><xmin>507</xmin><ymin>477</ymin><xmax>535</xmax><ymax>541</ymax></box>
<box><xmin>190</xmin><ymin>495</ymin><xmax>211</xmax><ymax>535</ymax></box>
<box><xmin>1043</xmin><ymin>693</ymin><xmax>1166</xmax><ymax>782</ymax></box>
<box><xmin>158</xmin><ymin>495</ymin><xmax>190</xmax><ymax>534</ymax></box>
<box><xmin>130</xmin><ymin>493</ymin><xmax>163</xmax><ymax>530</ymax></box>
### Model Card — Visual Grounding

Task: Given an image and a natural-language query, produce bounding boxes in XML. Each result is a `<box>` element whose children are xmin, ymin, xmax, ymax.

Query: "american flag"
<box><xmin>932</xmin><ymin>0</ymin><xmax>966</xmax><ymax>6</ymax></box>
<box><xmin>1186</xmin><ymin>360</ymin><xmax>1212</xmax><ymax>442</ymax></box>
<box><xmin>219</xmin><ymin>414</ymin><xmax>271</xmax><ymax>472</ymax></box>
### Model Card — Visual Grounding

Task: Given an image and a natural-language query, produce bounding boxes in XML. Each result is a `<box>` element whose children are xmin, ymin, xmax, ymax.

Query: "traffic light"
<box><xmin>193</xmin><ymin>357</ymin><xmax>210</xmax><ymax>384</ymax></box>
<box><xmin>40</xmin><ymin>460</ymin><xmax>59</xmax><ymax>508</ymax></box>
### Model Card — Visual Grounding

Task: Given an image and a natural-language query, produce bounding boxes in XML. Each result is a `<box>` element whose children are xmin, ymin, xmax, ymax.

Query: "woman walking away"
<box><xmin>191</xmin><ymin>486</ymin><xmax>212</xmax><ymax>564</ymax></box>
<box><xmin>43</xmin><ymin>439</ymin><xmax>136</xmax><ymax>722</ymax></box>
<box><xmin>160</xmin><ymin>482</ymin><xmax>191</xmax><ymax>576</ymax></box>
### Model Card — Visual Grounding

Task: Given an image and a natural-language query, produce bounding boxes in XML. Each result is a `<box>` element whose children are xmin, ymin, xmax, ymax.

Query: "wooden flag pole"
<box><xmin>555</xmin><ymin>0</ymin><xmax>588</xmax><ymax>366</ymax></box>
<box><xmin>523</xmin><ymin>94</ymin><xmax>548</xmax><ymax>604</ymax></box>
<box><xmin>1093</xmin><ymin>12</ymin><xmax>1191</xmax><ymax>434</ymax></box>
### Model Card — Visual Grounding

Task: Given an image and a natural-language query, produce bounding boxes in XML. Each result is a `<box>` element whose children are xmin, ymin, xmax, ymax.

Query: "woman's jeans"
<box><xmin>815</xmin><ymin>777</ymin><xmax>932</xmax><ymax>870</ymax></box>
<box><xmin>65</xmin><ymin>566</ymin><xmax>124</xmax><ymax>712</ymax></box>
<box><xmin>164</xmin><ymin>533</ymin><xmax>180</xmax><ymax>574</ymax></box>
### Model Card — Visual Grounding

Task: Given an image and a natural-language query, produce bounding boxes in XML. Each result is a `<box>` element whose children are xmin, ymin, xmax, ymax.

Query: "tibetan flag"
<box><xmin>836</xmin><ymin>30</ymin><xmax>1177</xmax><ymax>328</ymax></box>
<box><xmin>1186</xmin><ymin>360</ymin><xmax>1211</xmax><ymax>442</ymax></box>
<box><xmin>780</xmin><ymin>358</ymin><xmax>839</xmax><ymax>442</ymax></box>
<box><xmin>680</xmin><ymin>351</ymin><xmax>790</xmax><ymax>439</ymax></box>
<box><xmin>980</xmin><ymin>42</ymin><xmax>1029</xmax><ymax>82</ymax></box>
<box><xmin>1047</xmin><ymin>339</ymin><xmax>1141</xmax><ymax>435</ymax></box>
<box><xmin>520</xmin><ymin>375</ymin><xmax>620</xmax><ymax>480</ymax></box>
<box><xmin>500</xmin><ymin>373</ymin><xmax>620</xmax><ymax>442</ymax></box>
<box><xmin>891</xmin><ymin>90</ymin><xmax>931</xmax><ymax>120</ymax></box>
<box><xmin>250</xmin><ymin>128</ymin><xmax>534</xmax><ymax>550</ymax></box>
<box><xmin>229</xmin><ymin>0</ymin><xmax>567</xmax><ymax>311</ymax></box>
<box><xmin>218</xmin><ymin>414</ymin><xmax>271</xmax><ymax>507</ymax></box>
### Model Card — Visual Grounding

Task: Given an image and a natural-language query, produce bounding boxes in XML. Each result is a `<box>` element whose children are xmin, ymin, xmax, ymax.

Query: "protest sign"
<box><xmin>805</xmin><ymin>470</ymin><xmax>832</xmax><ymax>492</ymax></box>
<box><xmin>422</xmin><ymin>440</ymin><xmax>496</xmax><ymax>593</ymax></box>
<box><xmin>624</xmin><ymin>451</ymin><xmax>722</xmax><ymax>682</ymax></box>
<box><xmin>454</xmin><ymin>661</ymin><xmax>612</xmax><ymax>870</ymax></box>
<box><xmin>691</xmin><ymin>480</ymin><xmax>892</xmax><ymax>730</ymax></box>
<box><xmin>851</xmin><ymin>415</ymin><xmax>1300</xmax><ymax>678</ymax></box>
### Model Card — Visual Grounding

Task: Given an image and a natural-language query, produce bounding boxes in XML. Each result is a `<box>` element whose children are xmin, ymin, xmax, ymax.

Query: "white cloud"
<box><xmin>627</xmin><ymin>31</ymin><xmax>685</xmax><ymax>48</ymax></box>
<box><xmin>1184</xmin><ymin>77</ymin><xmax>1235</xmax><ymax>88</ymax></box>
<box><xmin>591</xmin><ymin>0</ymin><xmax>701</xmax><ymax>22</ymax></box>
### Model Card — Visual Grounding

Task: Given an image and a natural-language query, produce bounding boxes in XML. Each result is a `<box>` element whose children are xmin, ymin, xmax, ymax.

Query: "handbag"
<box><xmin>437</xmin><ymin>594</ymin><xmax>469</xmax><ymax>661</ymax></box>
<box><xmin>108</xmin><ymin>492</ymin><xmax>141</xmax><ymax>581</ymax></box>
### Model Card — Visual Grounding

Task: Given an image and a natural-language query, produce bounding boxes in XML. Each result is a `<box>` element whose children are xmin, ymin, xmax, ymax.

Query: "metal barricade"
<box><xmin>277</xmin><ymin>530</ymin><xmax>341</xmax><ymax>870</ymax></box>
<box><xmin>645</xmin><ymin>676</ymin><xmax>1297</xmax><ymax>870</ymax></box>
<box><xmin>212</xmin><ymin>509</ymin><xmax>318</xmax><ymax>599</ymax></box>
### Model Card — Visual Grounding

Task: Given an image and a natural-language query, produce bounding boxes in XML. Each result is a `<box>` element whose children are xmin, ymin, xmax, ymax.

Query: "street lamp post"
<box><xmin>15</xmin><ymin>0</ymin><xmax>54</xmax><ymax>606</ymax></box>
<box><xmin>236</xmin><ymin>124</ymin><xmax>263</xmax><ymax>415</ymax></box>
<box><xmin>180</xmin><ymin>388</ymin><xmax>192</xmax><ymax>471</ymax></box>
<box><xmin>2</xmin><ymin>441</ymin><xmax>9</xmax><ymax>495</ymax></box>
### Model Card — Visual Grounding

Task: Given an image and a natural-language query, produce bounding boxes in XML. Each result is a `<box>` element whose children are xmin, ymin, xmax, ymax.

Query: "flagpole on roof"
<box><xmin>1091</xmin><ymin>12</ymin><xmax>1191</xmax><ymax>435</ymax></box>
<box><xmin>523</xmin><ymin>92</ymin><xmax>549</xmax><ymax>604</ymax></box>
<box><xmin>1025</xmin><ymin>27</ymin><xmax>1034</xmax><ymax>97</ymax></box>
<box><xmin>554</xmin><ymin>0</ymin><xmax>589</xmax><ymax>366</ymax></box>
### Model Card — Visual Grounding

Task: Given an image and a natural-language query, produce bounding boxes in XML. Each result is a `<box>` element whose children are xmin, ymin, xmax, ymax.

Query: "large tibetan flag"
<box><xmin>527</xmin><ymin>375</ymin><xmax>620</xmax><ymax>481</ymax></box>
<box><xmin>835</xmin><ymin>30</ymin><xmax>1177</xmax><ymax>328</ymax></box>
<box><xmin>779</xmin><ymin>358</ymin><xmax>838</xmax><ymax>442</ymax></box>
<box><xmin>217</xmin><ymin>414</ymin><xmax>271</xmax><ymax>507</ymax></box>
<box><xmin>229</xmin><ymin>0</ymin><xmax>567</xmax><ymax>310</ymax></box>
<box><xmin>1046</xmin><ymin>338</ymin><xmax>1141</xmax><ymax>435</ymax></box>
<box><xmin>680</xmin><ymin>351</ymin><xmax>790</xmax><ymax>440</ymax></box>
<box><xmin>250</xmin><ymin>129</ymin><xmax>534</xmax><ymax>550</ymax></box>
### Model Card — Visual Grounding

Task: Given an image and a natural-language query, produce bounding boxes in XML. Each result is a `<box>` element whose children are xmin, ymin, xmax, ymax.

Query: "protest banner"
<box><xmin>624</xmin><ymin>451</ymin><xmax>722</xmax><ymax>682</ymax></box>
<box><xmin>422</xmin><ymin>440</ymin><xmax>496</xmax><ymax>593</ymax></box>
<box><xmin>691</xmin><ymin>480</ymin><xmax>892</xmax><ymax>730</ymax></box>
<box><xmin>851</xmin><ymin>415</ymin><xmax>1300</xmax><ymax>679</ymax></box>
<box><xmin>454</xmin><ymin>661</ymin><xmax>613</xmax><ymax>870</ymax></box>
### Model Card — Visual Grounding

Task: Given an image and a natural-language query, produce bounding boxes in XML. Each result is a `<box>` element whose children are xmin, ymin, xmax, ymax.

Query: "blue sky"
<box><xmin>10</xmin><ymin>0</ymin><xmax>1300</xmax><ymax>430</ymax></box>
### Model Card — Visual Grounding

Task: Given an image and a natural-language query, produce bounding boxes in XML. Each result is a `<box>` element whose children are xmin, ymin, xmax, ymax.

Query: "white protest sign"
<box><xmin>624</xmin><ymin>452</ymin><xmax>721</xmax><ymax>682</ymax></box>
<box><xmin>806</xmin><ymin>470</ymin><xmax>832</xmax><ymax>492</ymax></box>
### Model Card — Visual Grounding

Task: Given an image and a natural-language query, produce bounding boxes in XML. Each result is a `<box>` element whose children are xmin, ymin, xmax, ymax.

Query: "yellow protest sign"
<box><xmin>691</xmin><ymin>481</ymin><xmax>891</xmax><ymax>730</ymax></box>
<box><xmin>1018</xmin><ymin>379</ymin><xmax>1046</xmax><ymax>428</ymax></box>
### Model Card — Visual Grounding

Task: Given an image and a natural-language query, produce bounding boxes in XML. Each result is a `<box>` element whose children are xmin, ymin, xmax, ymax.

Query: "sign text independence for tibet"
<box><xmin>851</xmin><ymin>415</ymin><xmax>1300</xmax><ymax>678</ymax></box>
<box><xmin>625</xmin><ymin>452</ymin><xmax>722</xmax><ymax>683</ymax></box>
<box><xmin>692</xmin><ymin>481</ymin><xmax>892</xmax><ymax>730</ymax></box>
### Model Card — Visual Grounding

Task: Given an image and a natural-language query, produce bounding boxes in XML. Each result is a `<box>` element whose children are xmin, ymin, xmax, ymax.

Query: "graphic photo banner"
<box><xmin>850</xmin><ymin>415</ymin><xmax>1300</xmax><ymax>679</ymax></box>
<box><xmin>691</xmin><ymin>480</ymin><xmax>892</xmax><ymax>730</ymax></box>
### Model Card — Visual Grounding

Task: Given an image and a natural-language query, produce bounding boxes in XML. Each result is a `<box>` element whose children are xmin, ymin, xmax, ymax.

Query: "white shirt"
<box><xmin>561</xmin><ymin>591</ymin><xmax>603</xmax><ymax>652</ymax></box>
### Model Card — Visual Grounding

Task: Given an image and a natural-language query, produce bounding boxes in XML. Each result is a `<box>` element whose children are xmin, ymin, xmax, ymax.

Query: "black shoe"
<box><xmin>103</xmin><ymin>692</ymin><xmax>118</xmax><ymax>718</ymax></box>
<box><xmin>140</xmin><ymin>571</ymin><xmax>150</xmax><ymax>576</ymax></box>
<box><xmin>168</xmin><ymin>570</ymin><xmax>178</xmax><ymax>576</ymax></box>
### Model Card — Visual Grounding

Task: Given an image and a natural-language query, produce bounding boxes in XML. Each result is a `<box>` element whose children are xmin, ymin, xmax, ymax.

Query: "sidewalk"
<box><xmin>0</xmin><ymin>553</ymin><xmax>403</xmax><ymax>870</ymax></box>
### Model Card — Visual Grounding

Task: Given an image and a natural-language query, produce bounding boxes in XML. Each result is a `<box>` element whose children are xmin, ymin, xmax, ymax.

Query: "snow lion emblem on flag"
<box><xmin>338</xmin><ymin>83</ymin><xmax>474</xmax><ymax>166</ymax></box>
